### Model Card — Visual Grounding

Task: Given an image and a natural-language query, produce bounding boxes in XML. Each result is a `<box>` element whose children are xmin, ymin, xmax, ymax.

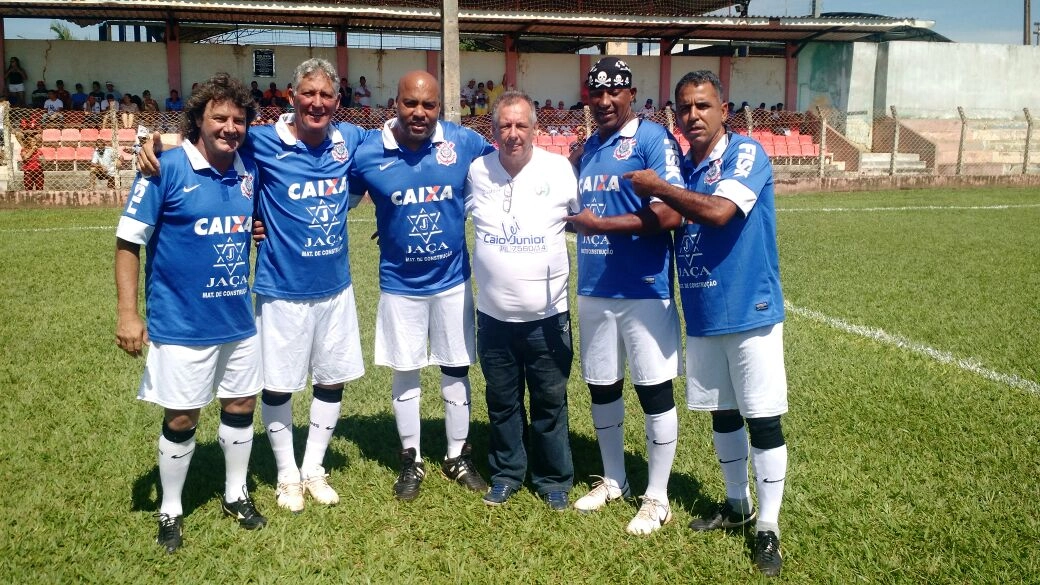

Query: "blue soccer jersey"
<box><xmin>577</xmin><ymin>118</ymin><xmax>683</xmax><ymax>299</ymax></box>
<box><xmin>676</xmin><ymin>132</ymin><xmax>785</xmax><ymax>336</ymax></box>
<box><xmin>249</xmin><ymin>114</ymin><xmax>373</xmax><ymax>300</ymax></box>
<box><xmin>116</xmin><ymin>142</ymin><xmax>258</xmax><ymax>345</ymax></box>
<box><xmin>349</xmin><ymin>119</ymin><xmax>495</xmax><ymax>295</ymax></box>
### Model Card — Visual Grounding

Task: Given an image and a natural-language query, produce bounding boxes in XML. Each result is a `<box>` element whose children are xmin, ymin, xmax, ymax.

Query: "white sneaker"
<box><xmin>275</xmin><ymin>481</ymin><xmax>305</xmax><ymax>513</ymax></box>
<box><xmin>302</xmin><ymin>466</ymin><xmax>339</xmax><ymax>505</ymax></box>
<box><xmin>626</xmin><ymin>496</ymin><xmax>672</xmax><ymax>535</ymax></box>
<box><xmin>573</xmin><ymin>476</ymin><xmax>630</xmax><ymax>512</ymax></box>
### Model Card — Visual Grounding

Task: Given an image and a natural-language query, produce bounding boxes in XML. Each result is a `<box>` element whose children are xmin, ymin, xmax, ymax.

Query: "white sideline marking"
<box><xmin>780</xmin><ymin>204</ymin><xmax>1040</xmax><ymax>213</ymax></box>
<box><xmin>786</xmin><ymin>301</ymin><xmax>1040</xmax><ymax>394</ymax></box>
<box><xmin>1</xmin><ymin>218</ymin><xmax>377</xmax><ymax>234</ymax></box>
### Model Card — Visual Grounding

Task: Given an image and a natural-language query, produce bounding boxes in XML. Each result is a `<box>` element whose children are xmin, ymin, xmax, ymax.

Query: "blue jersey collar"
<box><xmin>274</xmin><ymin>113</ymin><xmax>345</xmax><ymax>146</ymax></box>
<box><xmin>182</xmin><ymin>140</ymin><xmax>248</xmax><ymax>177</ymax></box>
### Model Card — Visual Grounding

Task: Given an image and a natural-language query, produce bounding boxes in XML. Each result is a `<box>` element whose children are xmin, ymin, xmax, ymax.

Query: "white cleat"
<box><xmin>303</xmin><ymin>466</ymin><xmax>340</xmax><ymax>505</ymax></box>
<box><xmin>626</xmin><ymin>496</ymin><xmax>672</xmax><ymax>536</ymax></box>
<box><xmin>573</xmin><ymin>476</ymin><xmax>630</xmax><ymax>513</ymax></box>
<box><xmin>275</xmin><ymin>481</ymin><xmax>305</xmax><ymax>514</ymax></box>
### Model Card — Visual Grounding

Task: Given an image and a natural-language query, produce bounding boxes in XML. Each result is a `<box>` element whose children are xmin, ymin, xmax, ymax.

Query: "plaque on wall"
<box><xmin>253</xmin><ymin>50</ymin><xmax>275</xmax><ymax>77</ymax></box>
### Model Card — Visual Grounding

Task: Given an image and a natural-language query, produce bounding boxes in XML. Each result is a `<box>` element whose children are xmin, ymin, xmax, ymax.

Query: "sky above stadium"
<box><xmin>2</xmin><ymin>1</ymin><xmax>1036</xmax><ymax>45</ymax></box>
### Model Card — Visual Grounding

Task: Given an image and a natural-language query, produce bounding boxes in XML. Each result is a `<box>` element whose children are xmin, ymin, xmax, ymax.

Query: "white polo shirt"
<box><xmin>466</xmin><ymin>146</ymin><xmax>579</xmax><ymax>323</ymax></box>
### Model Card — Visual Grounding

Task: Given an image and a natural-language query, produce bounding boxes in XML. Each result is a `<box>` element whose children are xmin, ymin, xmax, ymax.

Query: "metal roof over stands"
<box><xmin>0</xmin><ymin>1</ymin><xmax>936</xmax><ymax>47</ymax></box>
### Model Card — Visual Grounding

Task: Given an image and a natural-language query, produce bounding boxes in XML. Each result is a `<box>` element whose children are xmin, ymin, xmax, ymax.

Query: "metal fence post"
<box><xmin>1023</xmin><ymin>108</ymin><xmax>1032</xmax><ymax>174</ymax></box>
<box><xmin>889</xmin><ymin>105</ymin><xmax>899</xmax><ymax>176</ymax></box>
<box><xmin>664</xmin><ymin>106</ymin><xmax>674</xmax><ymax>134</ymax></box>
<box><xmin>2</xmin><ymin>102</ymin><xmax>10</xmax><ymax>190</ymax></box>
<box><xmin>817</xmin><ymin>106</ymin><xmax>826</xmax><ymax>178</ymax></box>
<box><xmin>744</xmin><ymin>105</ymin><xmax>753</xmax><ymax>135</ymax></box>
<box><xmin>956</xmin><ymin>106</ymin><xmax>967</xmax><ymax>176</ymax></box>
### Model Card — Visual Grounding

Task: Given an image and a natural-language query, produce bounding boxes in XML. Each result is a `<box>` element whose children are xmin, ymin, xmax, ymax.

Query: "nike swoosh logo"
<box><xmin>594</xmin><ymin>424</ymin><xmax>620</xmax><ymax>430</ymax></box>
<box><xmin>719</xmin><ymin>457</ymin><xmax>746</xmax><ymax>464</ymax></box>
<box><xmin>379</xmin><ymin>160</ymin><xmax>397</xmax><ymax>171</ymax></box>
<box><xmin>323</xmin><ymin>426</ymin><xmax>335</xmax><ymax>431</ymax></box>
<box><xmin>268</xmin><ymin>425</ymin><xmax>289</xmax><ymax>433</ymax></box>
<box><xmin>276</xmin><ymin>152</ymin><xmax>292</xmax><ymax>159</ymax></box>
<box><xmin>651</xmin><ymin>439</ymin><xmax>677</xmax><ymax>446</ymax></box>
<box><xmin>763</xmin><ymin>477</ymin><xmax>786</xmax><ymax>484</ymax></box>
<box><xmin>182</xmin><ymin>184</ymin><xmax>200</xmax><ymax>193</ymax></box>
<box><xmin>395</xmin><ymin>395</ymin><xmax>418</xmax><ymax>402</ymax></box>
<box><xmin>170</xmin><ymin>448</ymin><xmax>195</xmax><ymax>459</ymax></box>
<box><xmin>232</xmin><ymin>438</ymin><xmax>253</xmax><ymax>445</ymax></box>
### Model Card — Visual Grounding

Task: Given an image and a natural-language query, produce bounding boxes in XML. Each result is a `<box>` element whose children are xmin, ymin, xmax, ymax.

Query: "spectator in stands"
<box><xmin>190</xmin><ymin>82</ymin><xmax>200</xmax><ymax>95</ymax></box>
<box><xmin>42</xmin><ymin>90</ymin><xmax>64</xmax><ymax>123</ymax></box>
<box><xmin>249</xmin><ymin>81</ymin><xmax>264</xmax><ymax>105</ymax></box>
<box><xmin>89</xmin><ymin>81</ymin><xmax>105</xmax><ymax>101</ymax></box>
<box><xmin>5</xmin><ymin>57</ymin><xmax>27</xmax><ymax>105</ymax></box>
<box><xmin>485</xmin><ymin>79</ymin><xmax>502</xmax><ymax>107</ymax></box>
<box><xmin>31</xmin><ymin>81</ymin><xmax>50</xmax><ymax>108</ymax></box>
<box><xmin>462</xmin><ymin>79</ymin><xmax>477</xmax><ymax>111</ymax></box>
<box><xmin>120</xmin><ymin>94</ymin><xmax>139</xmax><ymax>129</ymax></box>
<box><xmin>165</xmin><ymin>89</ymin><xmax>184</xmax><ymax>112</ymax></box>
<box><xmin>542</xmin><ymin>99</ymin><xmax>555</xmax><ymax>110</ymax></box>
<box><xmin>663</xmin><ymin>100</ymin><xmax>674</xmax><ymax>112</ymax></box>
<box><xmin>569</xmin><ymin>101</ymin><xmax>584</xmax><ymax>111</ymax></box>
<box><xmin>460</xmin><ymin>98</ymin><xmax>472</xmax><ymax>118</ymax></box>
<box><xmin>139</xmin><ymin>90</ymin><xmax>160</xmax><ymax>130</ymax></box>
<box><xmin>101</xmin><ymin>94</ymin><xmax>119</xmax><ymax>129</ymax></box>
<box><xmin>338</xmin><ymin>77</ymin><xmax>352</xmax><ymax>108</ymax></box>
<box><xmin>354</xmin><ymin>75</ymin><xmax>371</xmax><ymax>107</ymax></box>
<box><xmin>54</xmin><ymin>80</ymin><xmax>71</xmax><ymax>111</ymax></box>
<box><xmin>83</xmin><ymin>94</ymin><xmax>101</xmax><ymax>113</ymax></box>
<box><xmin>474</xmin><ymin>92</ymin><xmax>489</xmax><ymax>116</ymax></box>
<box><xmin>639</xmin><ymin>98</ymin><xmax>656</xmax><ymax>119</ymax></box>
<box><xmin>20</xmin><ymin>132</ymin><xmax>44</xmax><ymax>191</ymax></box>
<box><xmin>90</xmin><ymin>137</ymin><xmax>118</xmax><ymax>190</ymax></box>
<box><xmin>105</xmin><ymin>81</ymin><xmax>122</xmax><ymax>101</ymax></box>
<box><xmin>557</xmin><ymin>100</ymin><xmax>565</xmax><ymax>110</ymax></box>
<box><xmin>71</xmin><ymin>83</ymin><xmax>88</xmax><ymax>110</ymax></box>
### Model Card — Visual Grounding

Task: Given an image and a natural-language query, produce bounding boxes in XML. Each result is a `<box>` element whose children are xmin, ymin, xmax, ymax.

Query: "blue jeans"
<box><xmin>477</xmin><ymin>311</ymin><xmax>574</xmax><ymax>495</ymax></box>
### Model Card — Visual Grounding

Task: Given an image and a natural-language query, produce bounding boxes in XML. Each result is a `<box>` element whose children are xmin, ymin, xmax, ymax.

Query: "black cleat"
<box><xmin>689</xmin><ymin>501</ymin><xmax>757</xmax><ymax>532</ymax></box>
<box><xmin>441</xmin><ymin>442</ymin><xmax>488</xmax><ymax>493</ymax></box>
<box><xmin>221</xmin><ymin>494</ymin><xmax>267</xmax><ymax>530</ymax></box>
<box><xmin>155</xmin><ymin>513</ymin><xmax>183</xmax><ymax>553</ymax></box>
<box><xmin>394</xmin><ymin>448</ymin><xmax>426</xmax><ymax>501</ymax></box>
<box><xmin>754</xmin><ymin>530</ymin><xmax>783</xmax><ymax>577</ymax></box>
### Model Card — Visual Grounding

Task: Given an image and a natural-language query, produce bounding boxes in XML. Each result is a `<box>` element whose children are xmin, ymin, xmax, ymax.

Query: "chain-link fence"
<box><xmin>4</xmin><ymin>102</ymin><xmax>1038</xmax><ymax>195</ymax></box>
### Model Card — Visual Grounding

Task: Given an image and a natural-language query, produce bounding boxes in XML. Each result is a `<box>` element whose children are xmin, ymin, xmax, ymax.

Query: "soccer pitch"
<box><xmin>0</xmin><ymin>186</ymin><xmax>1037</xmax><ymax>583</ymax></box>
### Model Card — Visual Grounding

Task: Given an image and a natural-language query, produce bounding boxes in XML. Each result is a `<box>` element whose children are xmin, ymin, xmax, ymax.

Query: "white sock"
<box><xmin>219</xmin><ymin>421</ymin><xmax>254</xmax><ymax>503</ymax></box>
<box><xmin>714</xmin><ymin>428</ymin><xmax>752</xmax><ymax>513</ymax></box>
<box><xmin>392</xmin><ymin>369</ymin><xmax>422</xmax><ymax>458</ymax></box>
<box><xmin>752</xmin><ymin>444</ymin><xmax>787</xmax><ymax>534</ymax></box>
<box><xmin>644</xmin><ymin>407</ymin><xmax>678</xmax><ymax>503</ymax></box>
<box><xmin>261</xmin><ymin>396</ymin><xmax>299</xmax><ymax>483</ymax></box>
<box><xmin>590</xmin><ymin>397</ymin><xmax>627</xmax><ymax>490</ymax></box>
<box><xmin>301</xmin><ymin>394</ymin><xmax>341</xmax><ymax>476</ymax></box>
<box><xmin>158</xmin><ymin>433</ymin><xmax>195</xmax><ymax>516</ymax></box>
<box><xmin>441</xmin><ymin>372</ymin><xmax>471</xmax><ymax>459</ymax></box>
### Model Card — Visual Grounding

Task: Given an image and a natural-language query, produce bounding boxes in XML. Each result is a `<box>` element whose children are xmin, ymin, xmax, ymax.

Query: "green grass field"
<box><xmin>1</xmin><ymin>186</ymin><xmax>1038</xmax><ymax>583</ymax></box>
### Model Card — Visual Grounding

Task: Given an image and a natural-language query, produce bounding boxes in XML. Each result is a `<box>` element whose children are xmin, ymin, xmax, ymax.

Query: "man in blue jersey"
<box><xmin>137</xmin><ymin>59</ymin><xmax>370</xmax><ymax>515</ymax></box>
<box><xmin>566</xmin><ymin>57</ymin><xmax>684</xmax><ymax>536</ymax></box>
<box><xmin>625</xmin><ymin>70</ymin><xmax>788</xmax><ymax>577</ymax></box>
<box><xmin>115</xmin><ymin>73</ymin><xmax>265</xmax><ymax>554</ymax></box>
<box><xmin>349</xmin><ymin>70</ymin><xmax>496</xmax><ymax>501</ymax></box>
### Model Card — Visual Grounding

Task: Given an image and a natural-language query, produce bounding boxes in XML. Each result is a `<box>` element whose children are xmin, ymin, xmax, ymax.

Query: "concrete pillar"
<box><xmin>718</xmin><ymin>55</ymin><xmax>732</xmax><ymax>102</ymax></box>
<box><xmin>579</xmin><ymin>54</ymin><xmax>591</xmax><ymax>105</ymax></box>
<box><xmin>165</xmin><ymin>20</ymin><xmax>181</xmax><ymax>95</ymax></box>
<box><xmin>336</xmin><ymin>28</ymin><xmax>349</xmax><ymax>80</ymax></box>
<box><xmin>784</xmin><ymin>42</ymin><xmax>797</xmax><ymax>110</ymax></box>
<box><xmin>659</xmin><ymin>38</ymin><xmax>674</xmax><ymax>106</ymax></box>
<box><xmin>441</xmin><ymin>0</ymin><xmax>461</xmax><ymax>123</ymax></box>
<box><xmin>504</xmin><ymin>34</ymin><xmax>518</xmax><ymax>90</ymax></box>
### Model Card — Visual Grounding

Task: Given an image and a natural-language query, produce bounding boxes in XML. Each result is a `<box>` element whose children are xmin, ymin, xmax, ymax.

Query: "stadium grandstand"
<box><xmin>0</xmin><ymin>0</ymin><xmax>1038</xmax><ymax>201</ymax></box>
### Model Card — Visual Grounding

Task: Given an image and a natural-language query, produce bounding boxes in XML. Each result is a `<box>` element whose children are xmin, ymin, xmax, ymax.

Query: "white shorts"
<box><xmin>375</xmin><ymin>281</ymin><xmax>476</xmax><ymax>370</ymax></box>
<box><xmin>137</xmin><ymin>335</ymin><xmax>263</xmax><ymax>410</ymax></box>
<box><xmin>685</xmin><ymin>323</ymin><xmax>788</xmax><ymax>418</ymax></box>
<box><xmin>578</xmin><ymin>296</ymin><xmax>680</xmax><ymax>386</ymax></box>
<box><xmin>256</xmin><ymin>286</ymin><xmax>366</xmax><ymax>391</ymax></box>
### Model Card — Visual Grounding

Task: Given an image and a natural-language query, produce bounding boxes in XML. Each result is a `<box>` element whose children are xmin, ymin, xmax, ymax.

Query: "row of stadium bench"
<box><xmin>37</xmin><ymin>127</ymin><xmax>143</xmax><ymax>145</ymax></box>
<box><xmin>33</xmin><ymin>146</ymin><xmax>133</xmax><ymax>171</ymax></box>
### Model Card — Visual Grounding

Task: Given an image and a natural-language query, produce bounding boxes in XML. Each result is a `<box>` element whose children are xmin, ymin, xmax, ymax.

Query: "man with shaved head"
<box><xmin>350</xmin><ymin>70</ymin><xmax>497</xmax><ymax>501</ymax></box>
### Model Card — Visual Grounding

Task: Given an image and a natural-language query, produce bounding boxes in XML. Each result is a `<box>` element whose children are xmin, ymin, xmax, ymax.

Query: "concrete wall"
<box><xmin>874</xmin><ymin>42</ymin><xmax>1040</xmax><ymax>118</ymax></box>
<box><xmin>729</xmin><ymin>56</ymin><xmax>786</xmax><ymax>109</ymax></box>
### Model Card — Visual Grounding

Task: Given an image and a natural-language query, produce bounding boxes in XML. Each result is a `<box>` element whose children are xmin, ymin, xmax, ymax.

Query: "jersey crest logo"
<box><xmin>331</xmin><ymin>142</ymin><xmax>350</xmax><ymax>163</ymax></box>
<box><xmin>705</xmin><ymin>159</ymin><xmax>722</xmax><ymax>186</ymax></box>
<box><xmin>613</xmin><ymin>138</ymin><xmax>635</xmax><ymax>161</ymax></box>
<box><xmin>436</xmin><ymin>141</ymin><xmax>457</xmax><ymax>166</ymax></box>
<box><xmin>240</xmin><ymin>173</ymin><xmax>254</xmax><ymax>199</ymax></box>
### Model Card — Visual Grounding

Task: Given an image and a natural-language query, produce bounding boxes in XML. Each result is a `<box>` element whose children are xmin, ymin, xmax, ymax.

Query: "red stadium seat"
<box><xmin>798</xmin><ymin>133</ymin><xmax>813</xmax><ymax>144</ymax></box>
<box><xmin>79</xmin><ymin>128</ymin><xmax>101</xmax><ymax>143</ymax></box>
<box><xmin>41</xmin><ymin>128</ymin><xmax>62</xmax><ymax>143</ymax></box>
<box><xmin>551</xmin><ymin>134</ymin><xmax>571</xmax><ymax>146</ymax></box>
<box><xmin>54</xmin><ymin>146</ymin><xmax>77</xmax><ymax>170</ymax></box>
<box><xmin>116</xmin><ymin>128</ymin><xmax>137</xmax><ymax>143</ymax></box>
<box><xmin>75</xmin><ymin>146</ymin><xmax>95</xmax><ymax>161</ymax></box>
<box><xmin>60</xmin><ymin>128</ymin><xmax>81</xmax><ymax>143</ymax></box>
<box><xmin>534</xmin><ymin>135</ymin><xmax>553</xmax><ymax>147</ymax></box>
